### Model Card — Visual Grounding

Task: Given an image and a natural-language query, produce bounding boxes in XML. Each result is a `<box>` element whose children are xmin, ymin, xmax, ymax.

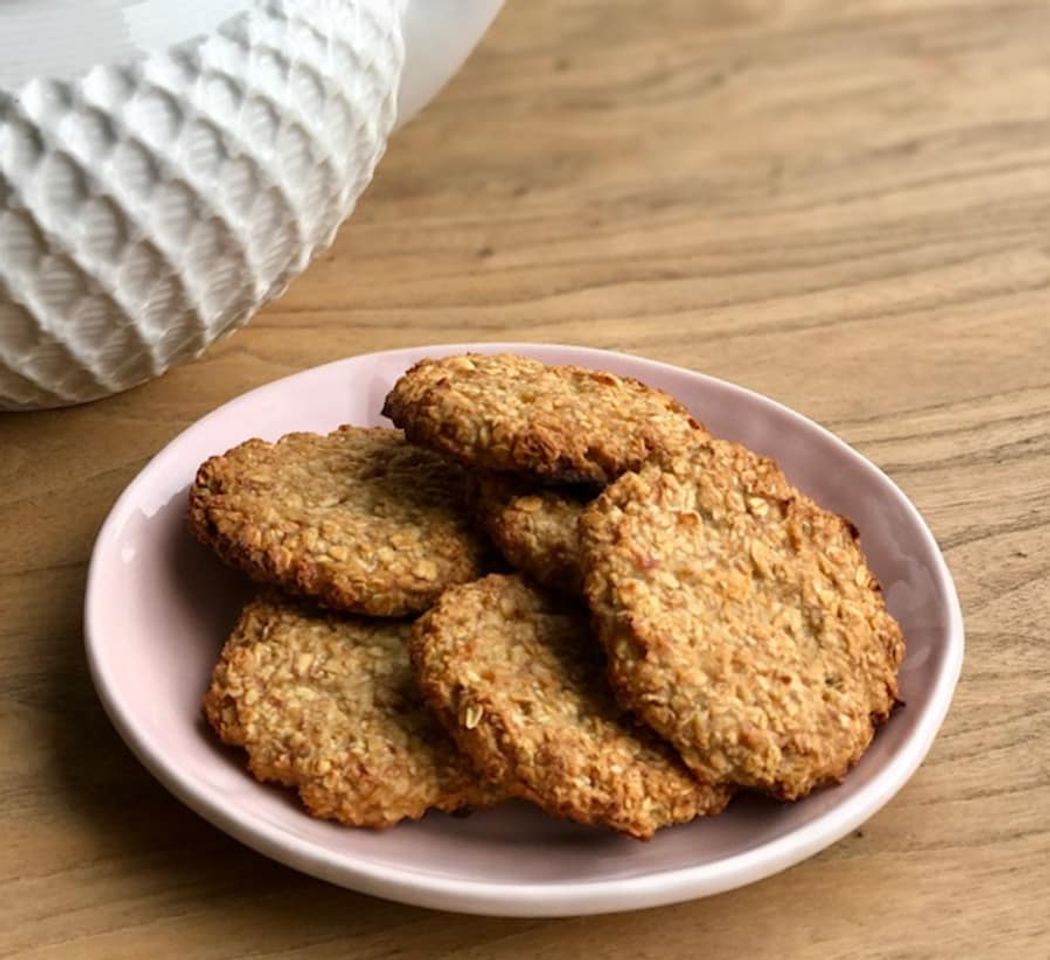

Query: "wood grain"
<box><xmin>2</xmin><ymin>0</ymin><xmax>1049</xmax><ymax>957</ymax></box>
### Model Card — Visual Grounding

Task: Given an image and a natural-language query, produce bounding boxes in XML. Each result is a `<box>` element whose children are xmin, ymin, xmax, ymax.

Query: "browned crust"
<box><xmin>188</xmin><ymin>426</ymin><xmax>489</xmax><ymax>617</ymax></box>
<box><xmin>382</xmin><ymin>353</ymin><xmax>707</xmax><ymax>484</ymax></box>
<box><xmin>409</xmin><ymin>574</ymin><xmax>732</xmax><ymax>839</ymax></box>
<box><xmin>580</xmin><ymin>438</ymin><xmax>905</xmax><ymax>801</ymax></box>
<box><xmin>203</xmin><ymin>595</ymin><xmax>503</xmax><ymax>828</ymax></box>
<box><xmin>474</xmin><ymin>474</ymin><xmax>589</xmax><ymax>594</ymax></box>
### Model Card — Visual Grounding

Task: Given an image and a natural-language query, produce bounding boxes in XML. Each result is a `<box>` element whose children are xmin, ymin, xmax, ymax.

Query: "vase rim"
<box><xmin>0</xmin><ymin>0</ymin><xmax>254</xmax><ymax>90</ymax></box>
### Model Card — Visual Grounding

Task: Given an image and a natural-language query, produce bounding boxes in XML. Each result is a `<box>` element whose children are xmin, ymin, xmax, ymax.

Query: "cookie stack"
<box><xmin>191</xmin><ymin>353</ymin><xmax>904</xmax><ymax>839</ymax></box>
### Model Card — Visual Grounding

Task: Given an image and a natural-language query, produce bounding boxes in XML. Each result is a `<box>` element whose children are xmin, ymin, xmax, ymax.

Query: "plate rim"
<box><xmin>84</xmin><ymin>342</ymin><xmax>965</xmax><ymax>917</ymax></box>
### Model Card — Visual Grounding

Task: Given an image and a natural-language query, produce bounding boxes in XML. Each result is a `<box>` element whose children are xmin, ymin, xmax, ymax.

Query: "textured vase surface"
<box><xmin>0</xmin><ymin>0</ymin><xmax>404</xmax><ymax>409</ymax></box>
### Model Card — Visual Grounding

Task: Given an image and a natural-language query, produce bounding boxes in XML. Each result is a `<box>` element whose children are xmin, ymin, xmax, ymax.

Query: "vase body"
<box><xmin>0</xmin><ymin>0</ymin><xmax>503</xmax><ymax>410</ymax></box>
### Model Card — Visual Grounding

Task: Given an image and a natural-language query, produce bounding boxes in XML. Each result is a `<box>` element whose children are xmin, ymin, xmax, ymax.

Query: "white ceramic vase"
<box><xmin>0</xmin><ymin>0</ymin><xmax>503</xmax><ymax>410</ymax></box>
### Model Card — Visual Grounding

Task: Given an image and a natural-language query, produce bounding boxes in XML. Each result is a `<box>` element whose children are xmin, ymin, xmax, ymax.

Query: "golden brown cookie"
<box><xmin>382</xmin><ymin>353</ymin><xmax>705</xmax><ymax>484</ymax></box>
<box><xmin>580</xmin><ymin>438</ymin><xmax>905</xmax><ymax>801</ymax></box>
<box><xmin>410</xmin><ymin>574</ymin><xmax>731</xmax><ymax>839</ymax></box>
<box><xmin>475</xmin><ymin>474</ymin><xmax>590</xmax><ymax>594</ymax></box>
<box><xmin>189</xmin><ymin>426</ymin><xmax>489</xmax><ymax>616</ymax></box>
<box><xmin>203</xmin><ymin>595</ymin><xmax>502</xmax><ymax>827</ymax></box>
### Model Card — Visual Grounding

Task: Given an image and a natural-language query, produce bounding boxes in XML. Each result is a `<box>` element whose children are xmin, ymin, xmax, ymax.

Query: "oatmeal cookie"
<box><xmin>410</xmin><ymin>574</ymin><xmax>731</xmax><ymax>839</ymax></box>
<box><xmin>189</xmin><ymin>426</ymin><xmax>488</xmax><ymax>616</ymax></box>
<box><xmin>203</xmin><ymin>595</ymin><xmax>502</xmax><ymax>827</ymax></box>
<box><xmin>382</xmin><ymin>353</ymin><xmax>705</xmax><ymax>484</ymax></box>
<box><xmin>580</xmin><ymin>438</ymin><xmax>905</xmax><ymax>800</ymax></box>
<box><xmin>475</xmin><ymin>474</ymin><xmax>589</xmax><ymax>594</ymax></box>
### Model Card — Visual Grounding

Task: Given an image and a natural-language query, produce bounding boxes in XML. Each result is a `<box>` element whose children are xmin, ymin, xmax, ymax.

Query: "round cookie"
<box><xmin>189</xmin><ymin>426</ymin><xmax>488</xmax><ymax>617</ymax></box>
<box><xmin>580</xmin><ymin>438</ymin><xmax>905</xmax><ymax>801</ymax></box>
<box><xmin>475</xmin><ymin>474</ymin><xmax>589</xmax><ymax>594</ymax></box>
<box><xmin>382</xmin><ymin>353</ymin><xmax>705</xmax><ymax>484</ymax></box>
<box><xmin>410</xmin><ymin>574</ymin><xmax>731</xmax><ymax>839</ymax></box>
<box><xmin>203</xmin><ymin>595</ymin><xmax>502</xmax><ymax>827</ymax></box>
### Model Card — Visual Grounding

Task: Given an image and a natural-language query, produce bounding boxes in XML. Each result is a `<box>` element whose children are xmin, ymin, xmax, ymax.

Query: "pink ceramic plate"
<box><xmin>84</xmin><ymin>343</ymin><xmax>963</xmax><ymax>917</ymax></box>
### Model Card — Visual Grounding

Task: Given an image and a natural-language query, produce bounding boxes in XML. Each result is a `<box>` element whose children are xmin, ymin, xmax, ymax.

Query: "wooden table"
<box><xmin>3</xmin><ymin>1</ymin><xmax>1049</xmax><ymax>957</ymax></box>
